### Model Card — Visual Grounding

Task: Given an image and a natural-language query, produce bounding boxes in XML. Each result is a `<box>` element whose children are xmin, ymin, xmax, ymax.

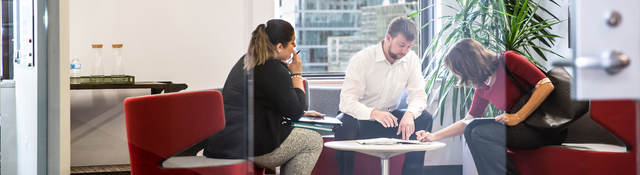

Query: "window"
<box><xmin>420</xmin><ymin>0</ymin><xmax>434</xmax><ymax>71</ymax></box>
<box><xmin>278</xmin><ymin>0</ymin><xmax>425</xmax><ymax>76</ymax></box>
<box><xmin>1</xmin><ymin>0</ymin><xmax>14</xmax><ymax>80</ymax></box>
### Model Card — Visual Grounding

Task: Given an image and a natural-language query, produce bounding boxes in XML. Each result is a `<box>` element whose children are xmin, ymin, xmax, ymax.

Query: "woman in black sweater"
<box><xmin>204</xmin><ymin>19</ymin><xmax>322</xmax><ymax>175</ymax></box>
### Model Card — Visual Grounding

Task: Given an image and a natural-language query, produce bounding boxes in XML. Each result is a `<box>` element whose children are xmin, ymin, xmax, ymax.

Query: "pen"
<box><xmin>288</xmin><ymin>49</ymin><xmax>302</xmax><ymax>64</ymax></box>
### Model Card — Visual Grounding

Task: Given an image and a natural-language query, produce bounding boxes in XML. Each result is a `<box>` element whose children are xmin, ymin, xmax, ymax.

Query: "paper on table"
<box><xmin>461</xmin><ymin>118</ymin><xmax>495</xmax><ymax>125</ymax></box>
<box><xmin>298</xmin><ymin>116</ymin><xmax>342</xmax><ymax>125</ymax></box>
<box><xmin>355</xmin><ymin>138</ymin><xmax>425</xmax><ymax>145</ymax></box>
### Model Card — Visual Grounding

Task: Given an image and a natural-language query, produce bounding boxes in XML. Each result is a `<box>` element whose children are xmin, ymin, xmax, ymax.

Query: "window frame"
<box><xmin>420</xmin><ymin>0</ymin><xmax>434</xmax><ymax>72</ymax></box>
<box><xmin>1</xmin><ymin>0</ymin><xmax>14</xmax><ymax>80</ymax></box>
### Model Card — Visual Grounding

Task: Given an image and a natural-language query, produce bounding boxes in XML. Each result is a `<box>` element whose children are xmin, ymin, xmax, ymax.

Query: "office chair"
<box><xmin>510</xmin><ymin>100</ymin><xmax>637</xmax><ymax>175</ymax></box>
<box><xmin>124</xmin><ymin>90</ymin><xmax>264</xmax><ymax>175</ymax></box>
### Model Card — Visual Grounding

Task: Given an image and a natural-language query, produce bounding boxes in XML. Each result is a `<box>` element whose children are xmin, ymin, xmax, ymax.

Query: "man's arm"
<box><xmin>404</xmin><ymin>54</ymin><xmax>428</xmax><ymax>119</ymax></box>
<box><xmin>397</xmin><ymin>53</ymin><xmax>428</xmax><ymax>139</ymax></box>
<box><xmin>339</xmin><ymin>52</ymin><xmax>374</xmax><ymax>120</ymax></box>
<box><xmin>339</xmin><ymin>50</ymin><xmax>399</xmax><ymax>127</ymax></box>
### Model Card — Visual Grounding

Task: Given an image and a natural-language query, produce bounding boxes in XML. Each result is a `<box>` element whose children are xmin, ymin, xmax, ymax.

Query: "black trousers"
<box><xmin>464</xmin><ymin>119</ymin><xmax>567</xmax><ymax>175</ymax></box>
<box><xmin>333</xmin><ymin>109</ymin><xmax>433</xmax><ymax>175</ymax></box>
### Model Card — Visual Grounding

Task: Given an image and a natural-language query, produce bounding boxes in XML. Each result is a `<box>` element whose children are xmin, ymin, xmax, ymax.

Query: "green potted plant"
<box><xmin>410</xmin><ymin>0</ymin><xmax>563</xmax><ymax>123</ymax></box>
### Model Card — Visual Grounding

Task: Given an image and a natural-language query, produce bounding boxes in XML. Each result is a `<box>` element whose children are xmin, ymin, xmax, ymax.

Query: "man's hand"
<box><xmin>397</xmin><ymin>112</ymin><xmax>415</xmax><ymax>140</ymax></box>
<box><xmin>495</xmin><ymin>113</ymin><xmax>523</xmax><ymax>126</ymax></box>
<box><xmin>370</xmin><ymin>109</ymin><xmax>398</xmax><ymax>128</ymax></box>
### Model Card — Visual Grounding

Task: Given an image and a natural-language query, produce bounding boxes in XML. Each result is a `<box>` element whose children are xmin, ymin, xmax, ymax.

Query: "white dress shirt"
<box><xmin>339</xmin><ymin>42</ymin><xmax>427</xmax><ymax>120</ymax></box>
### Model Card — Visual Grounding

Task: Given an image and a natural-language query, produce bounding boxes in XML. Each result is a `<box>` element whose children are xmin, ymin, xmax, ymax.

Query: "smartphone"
<box><xmin>287</xmin><ymin>49</ymin><xmax>302</xmax><ymax>64</ymax></box>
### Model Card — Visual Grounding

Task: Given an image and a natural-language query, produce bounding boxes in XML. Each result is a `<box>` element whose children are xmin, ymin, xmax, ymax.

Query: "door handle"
<box><xmin>574</xmin><ymin>50</ymin><xmax>630</xmax><ymax>75</ymax></box>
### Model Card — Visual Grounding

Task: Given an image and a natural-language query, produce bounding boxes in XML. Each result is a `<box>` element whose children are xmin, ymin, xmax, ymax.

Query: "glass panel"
<box><xmin>299</xmin><ymin>31</ymin><xmax>357</xmax><ymax>45</ymax></box>
<box><xmin>636</xmin><ymin>101</ymin><xmax>640</xmax><ymax>175</ymax></box>
<box><xmin>67</xmin><ymin>1</ymin><xmax>256</xmax><ymax>174</ymax></box>
<box><xmin>280</xmin><ymin>0</ymin><xmax>419</xmax><ymax>73</ymax></box>
<box><xmin>301</xmin><ymin>12</ymin><xmax>359</xmax><ymax>28</ymax></box>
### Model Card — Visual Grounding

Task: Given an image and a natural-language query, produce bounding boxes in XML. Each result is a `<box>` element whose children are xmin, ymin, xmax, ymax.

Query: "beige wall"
<box><xmin>69</xmin><ymin>0</ymin><xmax>274</xmax><ymax>90</ymax></box>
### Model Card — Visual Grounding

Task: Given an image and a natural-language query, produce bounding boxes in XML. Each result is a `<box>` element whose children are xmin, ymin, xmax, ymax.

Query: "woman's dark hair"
<box><xmin>444</xmin><ymin>38</ymin><xmax>499</xmax><ymax>87</ymax></box>
<box><xmin>245</xmin><ymin>19</ymin><xmax>294</xmax><ymax>69</ymax></box>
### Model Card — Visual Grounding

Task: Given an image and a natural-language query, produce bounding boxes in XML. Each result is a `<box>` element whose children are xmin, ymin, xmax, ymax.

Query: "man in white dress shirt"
<box><xmin>334</xmin><ymin>17</ymin><xmax>433</xmax><ymax>175</ymax></box>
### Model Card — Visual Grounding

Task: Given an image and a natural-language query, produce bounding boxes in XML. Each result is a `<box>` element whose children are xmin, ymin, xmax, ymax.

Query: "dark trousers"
<box><xmin>334</xmin><ymin>109</ymin><xmax>433</xmax><ymax>175</ymax></box>
<box><xmin>464</xmin><ymin>119</ymin><xmax>567</xmax><ymax>175</ymax></box>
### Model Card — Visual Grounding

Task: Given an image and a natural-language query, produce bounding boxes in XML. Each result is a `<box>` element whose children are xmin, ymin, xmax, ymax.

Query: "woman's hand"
<box><xmin>495</xmin><ymin>113</ymin><xmax>523</xmax><ymax>126</ymax></box>
<box><xmin>304</xmin><ymin>110</ymin><xmax>325</xmax><ymax>118</ymax></box>
<box><xmin>288</xmin><ymin>51</ymin><xmax>303</xmax><ymax>74</ymax></box>
<box><xmin>416</xmin><ymin>130</ymin><xmax>437</xmax><ymax>142</ymax></box>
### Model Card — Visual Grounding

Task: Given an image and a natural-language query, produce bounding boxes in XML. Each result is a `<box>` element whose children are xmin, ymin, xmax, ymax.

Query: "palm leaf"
<box><xmin>416</xmin><ymin>0</ymin><xmax>562</xmax><ymax>124</ymax></box>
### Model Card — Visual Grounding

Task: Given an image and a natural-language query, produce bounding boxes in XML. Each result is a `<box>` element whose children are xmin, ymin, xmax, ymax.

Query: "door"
<box><xmin>11</xmin><ymin>0</ymin><xmax>50</xmax><ymax>174</ymax></box>
<box><xmin>571</xmin><ymin>0</ymin><xmax>640</xmax><ymax>173</ymax></box>
<box><xmin>572</xmin><ymin>0</ymin><xmax>639</xmax><ymax>100</ymax></box>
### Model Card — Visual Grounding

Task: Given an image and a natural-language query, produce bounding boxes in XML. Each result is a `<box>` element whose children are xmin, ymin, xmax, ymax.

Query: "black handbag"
<box><xmin>501</xmin><ymin>56</ymin><xmax>589</xmax><ymax>130</ymax></box>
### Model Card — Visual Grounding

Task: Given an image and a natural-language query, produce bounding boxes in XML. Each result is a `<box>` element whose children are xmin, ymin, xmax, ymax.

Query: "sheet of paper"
<box><xmin>461</xmin><ymin>118</ymin><xmax>495</xmax><ymax>125</ymax></box>
<box><xmin>355</xmin><ymin>138</ymin><xmax>425</xmax><ymax>145</ymax></box>
<box><xmin>298</xmin><ymin>116</ymin><xmax>342</xmax><ymax>125</ymax></box>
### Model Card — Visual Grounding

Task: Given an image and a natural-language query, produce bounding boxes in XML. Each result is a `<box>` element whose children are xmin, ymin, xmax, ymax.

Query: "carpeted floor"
<box><xmin>70</xmin><ymin>164</ymin><xmax>130</xmax><ymax>175</ymax></box>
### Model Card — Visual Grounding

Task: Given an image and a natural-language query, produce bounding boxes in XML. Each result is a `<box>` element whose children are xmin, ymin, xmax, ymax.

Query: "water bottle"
<box><xmin>70</xmin><ymin>56</ymin><xmax>82</xmax><ymax>77</ymax></box>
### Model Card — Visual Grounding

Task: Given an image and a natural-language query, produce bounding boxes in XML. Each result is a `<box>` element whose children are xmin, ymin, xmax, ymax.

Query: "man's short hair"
<box><xmin>386</xmin><ymin>16</ymin><xmax>417</xmax><ymax>41</ymax></box>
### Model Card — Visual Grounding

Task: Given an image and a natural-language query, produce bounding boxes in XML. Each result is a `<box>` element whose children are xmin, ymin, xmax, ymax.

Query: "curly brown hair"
<box><xmin>444</xmin><ymin>38</ymin><xmax>499</xmax><ymax>87</ymax></box>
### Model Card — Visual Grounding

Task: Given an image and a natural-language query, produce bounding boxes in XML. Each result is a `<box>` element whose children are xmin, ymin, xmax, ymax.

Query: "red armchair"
<box><xmin>124</xmin><ymin>90</ymin><xmax>264</xmax><ymax>175</ymax></box>
<box><xmin>510</xmin><ymin>100</ymin><xmax>637</xmax><ymax>175</ymax></box>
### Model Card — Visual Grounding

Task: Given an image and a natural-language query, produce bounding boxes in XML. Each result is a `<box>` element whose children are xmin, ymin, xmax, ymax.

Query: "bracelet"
<box><xmin>291</xmin><ymin>74</ymin><xmax>303</xmax><ymax>79</ymax></box>
<box><xmin>290</xmin><ymin>73</ymin><xmax>302</xmax><ymax>77</ymax></box>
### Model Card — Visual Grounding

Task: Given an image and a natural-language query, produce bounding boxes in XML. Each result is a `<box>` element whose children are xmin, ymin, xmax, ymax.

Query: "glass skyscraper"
<box><xmin>280</xmin><ymin>0</ymin><xmax>417</xmax><ymax>73</ymax></box>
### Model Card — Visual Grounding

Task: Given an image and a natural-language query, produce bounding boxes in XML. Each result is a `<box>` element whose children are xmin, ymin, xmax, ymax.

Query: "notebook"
<box><xmin>292</xmin><ymin>122</ymin><xmax>333</xmax><ymax>132</ymax></box>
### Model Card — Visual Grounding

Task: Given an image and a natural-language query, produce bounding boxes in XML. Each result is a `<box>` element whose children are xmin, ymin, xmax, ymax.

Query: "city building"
<box><xmin>279</xmin><ymin>0</ymin><xmax>418</xmax><ymax>73</ymax></box>
<box><xmin>328</xmin><ymin>2</ymin><xmax>419</xmax><ymax>72</ymax></box>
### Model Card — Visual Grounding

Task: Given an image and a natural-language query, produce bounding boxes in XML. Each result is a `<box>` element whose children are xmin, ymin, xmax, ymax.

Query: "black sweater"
<box><xmin>204</xmin><ymin>56</ymin><xmax>306</xmax><ymax>158</ymax></box>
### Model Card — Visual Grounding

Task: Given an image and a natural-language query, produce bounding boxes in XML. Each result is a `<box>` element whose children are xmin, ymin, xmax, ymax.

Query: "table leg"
<box><xmin>380</xmin><ymin>158</ymin><xmax>389</xmax><ymax>175</ymax></box>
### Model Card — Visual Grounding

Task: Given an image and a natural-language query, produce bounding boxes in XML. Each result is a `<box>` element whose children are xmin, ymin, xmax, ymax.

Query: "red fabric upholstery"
<box><xmin>311</xmin><ymin>137</ymin><xmax>405</xmax><ymax>175</ymax></box>
<box><xmin>354</xmin><ymin>151</ymin><xmax>405</xmax><ymax>175</ymax></box>
<box><xmin>311</xmin><ymin>137</ymin><xmax>340</xmax><ymax>175</ymax></box>
<box><xmin>124</xmin><ymin>90</ymin><xmax>264</xmax><ymax>175</ymax></box>
<box><xmin>510</xmin><ymin>100</ymin><xmax>637</xmax><ymax>175</ymax></box>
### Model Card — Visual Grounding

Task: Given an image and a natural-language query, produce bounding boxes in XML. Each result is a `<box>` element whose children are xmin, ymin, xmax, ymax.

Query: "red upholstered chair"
<box><xmin>124</xmin><ymin>90</ymin><xmax>264</xmax><ymax>175</ymax></box>
<box><xmin>510</xmin><ymin>100</ymin><xmax>637</xmax><ymax>175</ymax></box>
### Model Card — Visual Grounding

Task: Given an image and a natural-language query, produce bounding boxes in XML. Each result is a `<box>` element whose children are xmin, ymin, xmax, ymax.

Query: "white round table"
<box><xmin>324</xmin><ymin>140</ymin><xmax>446</xmax><ymax>175</ymax></box>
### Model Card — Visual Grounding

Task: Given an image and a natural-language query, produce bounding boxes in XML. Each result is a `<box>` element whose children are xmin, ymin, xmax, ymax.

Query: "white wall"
<box><xmin>68</xmin><ymin>0</ymin><xmax>275</xmax><ymax>166</ymax></box>
<box><xmin>70</xmin><ymin>0</ymin><xmax>273</xmax><ymax>90</ymax></box>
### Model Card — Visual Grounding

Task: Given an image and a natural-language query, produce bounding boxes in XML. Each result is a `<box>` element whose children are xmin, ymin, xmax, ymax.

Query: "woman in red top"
<box><xmin>416</xmin><ymin>39</ymin><xmax>560</xmax><ymax>175</ymax></box>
